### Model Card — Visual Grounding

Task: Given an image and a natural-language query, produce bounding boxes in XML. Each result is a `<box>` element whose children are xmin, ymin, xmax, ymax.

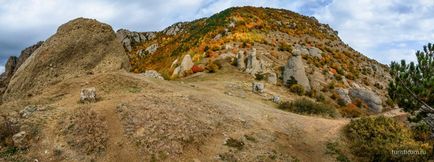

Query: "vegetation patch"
<box><xmin>278</xmin><ymin>98</ymin><xmax>339</xmax><ymax>118</ymax></box>
<box><xmin>224</xmin><ymin>137</ymin><xmax>245</xmax><ymax>150</ymax></box>
<box><xmin>345</xmin><ymin>116</ymin><xmax>431</xmax><ymax>161</ymax></box>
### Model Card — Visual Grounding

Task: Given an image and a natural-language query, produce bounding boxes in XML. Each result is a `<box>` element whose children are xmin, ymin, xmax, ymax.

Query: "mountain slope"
<box><xmin>119</xmin><ymin>6</ymin><xmax>392</xmax><ymax>115</ymax></box>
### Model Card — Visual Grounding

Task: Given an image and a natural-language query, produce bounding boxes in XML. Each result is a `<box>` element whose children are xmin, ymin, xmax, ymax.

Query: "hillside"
<box><xmin>0</xmin><ymin>6</ymin><xmax>398</xmax><ymax>162</ymax></box>
<box><xmin>119</xmin><ymin>6</ymin><xmax>392</xmax><ymax>116</ymax></box>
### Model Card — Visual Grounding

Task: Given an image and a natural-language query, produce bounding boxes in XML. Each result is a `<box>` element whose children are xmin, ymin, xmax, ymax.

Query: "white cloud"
<box><xmin>0</xmin><ymin>0</ymin><xmax>432</xmax><ymax>70</ymax></box>
<box><xmin>313</xmin><ymin>0</ymin><xmax>434</xmax><ymax>63</ymax></box>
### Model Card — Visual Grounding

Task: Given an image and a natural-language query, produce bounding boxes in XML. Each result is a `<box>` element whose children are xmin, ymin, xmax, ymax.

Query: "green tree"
<box><xmin>389</xmin><ymin>43</ymin><xmax>434</xmax><ymax>122</ymax></box>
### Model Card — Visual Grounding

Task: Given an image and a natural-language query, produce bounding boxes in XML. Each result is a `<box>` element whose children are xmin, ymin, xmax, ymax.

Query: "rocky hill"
<box><xmin>0</xmin><ymin>6</ymin><xmax>397</xmax><ymax>162</ymax></box>
<box><xmin>119</xmin><ymin>6</ymin><xmax>392</xmax><ymax>115</ymax></box>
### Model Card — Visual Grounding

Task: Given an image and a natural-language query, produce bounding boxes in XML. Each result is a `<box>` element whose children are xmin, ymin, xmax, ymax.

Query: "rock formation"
<box><xmin>349</xmin><ymin>88</ymin><xmax>383</xmax><ymax>113</ymax></box>
<box><xmin>116</xmin><ymin>29</ymin><xmax>156</xmax><ymax>52</ymax></box>
<box><xmin>0</xmin><ymin>41</ymin><xmax>43</xmax><ymax>94</ymax></box>
<box><xmin>283</xmin><ymin>53</ymin><xmax>311</xmax><ymax>92</ymax></box>
<box><xmin>3</xmin><ymin>18</ymin><xmax>130</xmax><ymax>101</ymax></box>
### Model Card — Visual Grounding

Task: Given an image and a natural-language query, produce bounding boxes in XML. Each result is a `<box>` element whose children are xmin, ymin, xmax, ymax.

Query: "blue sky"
<box><xmin>1</xmin><ymin>0</ymin><xmax>433</xmax><ymax>72</ymax></box>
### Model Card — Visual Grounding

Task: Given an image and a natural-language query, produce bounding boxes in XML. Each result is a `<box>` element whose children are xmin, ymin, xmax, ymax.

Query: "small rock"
<box><xmin>142</xmin><ymin>70</ymin><xmax>165</xmax><ymax>80</ymax></box>
<box><xmin>80</xmin><ymin>87</ymin><xmax>97</xmax><ymax>103</ymax></box>
<box><xmin>12</xmin><ymin>131</ymin><xmax>27</xmax><ymax>148</ymax></box>
<box><xmin>272</xmin><ymin>96</ymin><xmax>281</xmax><ymax>104</ymax></box>
<box><xmin>252</xmin><ymin>82</ymin><xmax>265</xmax><ymax>93</ymax></box>
<box><xmin>267</xmin><ymin>72</ymin><xmax>277</xmax><ymax>85</ymax></box>
<box><xmin>20</xmin><ymin>105</ymin><xmax>37</xmax><ymax>118</ymax></box>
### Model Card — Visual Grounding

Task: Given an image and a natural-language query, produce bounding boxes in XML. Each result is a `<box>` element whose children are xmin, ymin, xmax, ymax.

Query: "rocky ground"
<box><xmin>0</xmin><ymin>69</ymin><xmax>351</xmax><ymax>162</ymax></box>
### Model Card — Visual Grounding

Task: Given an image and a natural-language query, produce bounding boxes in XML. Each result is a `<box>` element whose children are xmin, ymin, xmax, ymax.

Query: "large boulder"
<box><xmin>349</xmin><ymin>88</ymin><xmax>383</xmax><ymax>113</ymax></box>
<box><xmin>172</xmin><ymin>55</ymin><xmax>194</xmax><ymax>77</ymax></box>
<box><xmin>3</xmin><ymin>18</ymin><xmax>130</xmax><ymax>101</ymax></box>
<box><xmin>283</xmin><ymin>53</ymin><xmax>311</xmax><ymax>91</ymax></box>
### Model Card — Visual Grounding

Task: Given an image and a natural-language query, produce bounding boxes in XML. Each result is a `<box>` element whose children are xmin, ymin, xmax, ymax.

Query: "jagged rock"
<box><xmin>163</xmin><ymin>22</ymin><xmax>184</xmax><ymax>35</ymax></box>
<box><xmin>80</xmin><ymin>87</ymin><xmax>97</xmax><ymax>103</ymax></box>
<box><xmin>19</xmin><ymin>105</ymin><xmax>37</xmax><ymax>118</ymax></box>
<box><xmin>349</xmin><ymin>88</ymin><xmax>383</xmax><ymax>113</ymax></box>
<box><xmin>252</xmin><ymin>82</ymin><xmax>265</xmax><ymax>93</ymax></box>
<box><xmin>267</xmin><ymin>72</ymin><xmax>277</xmax><ymax>85</ymax></box>
<box><xmin>245</xmin><ymin>48</ymin><xmax>263</xmax><ymax>75</ymax></box>
<box><xmin>172</xmin><ymin>55</ymin><xmax>194</xmax><ymax>77</ymax></box>
<box><xmin>3</xmin><ymin>18</ymin><xmax>130</xmax><ymax>101</ymax></box>
<box><xmin>0</xmin><ymin>41</ymin><xmax>43</xmax><ymax>94</ymax></box>
<box><xmin>116</xmin><ymin>29</ymin><xmax>156</xmax><ymax>52</ymax></box>
<box><xmin>142</xmin><ymin>70</ymin><xmax>164</xmax><ymax>80</ymax></box>
<box><xmin>283</xmin><ymin>54</ymin><xmax>311</xmax><ymax>91</ymax></box>
<box><xmin>0</xmin><ymin>56</ymin><xmax>18</xmax><ymax>86</ymax></box>
<box><xmin>237</xmin><ymin>51</ymin><xmax>246</xmax><ymax>70</ymax></box>
<box><xmin>12</xmin><ymin>131</ymin><xmax>27</xmax><ymax>149</ymax></box>
<box><xmin>336</xmin><ymin>88</ymin><xmax>351</xmax><ymax>105</ymax></box>
<box><xmin>145</xmin><ymin>44</ymin><xmax>159</xmax><ymax>54</ymax></box>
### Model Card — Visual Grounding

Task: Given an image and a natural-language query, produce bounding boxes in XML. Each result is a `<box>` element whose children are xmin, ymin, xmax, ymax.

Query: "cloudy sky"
<box><xmin>1</xmin><ymin>0</ymin><xmax>433</xmax><ymax>72</ymax></box>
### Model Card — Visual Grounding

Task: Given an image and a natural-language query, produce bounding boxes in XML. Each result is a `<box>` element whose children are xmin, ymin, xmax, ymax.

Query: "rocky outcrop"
<box><xmin>245</xmin><ymin>48</ymin><xmax>263</xmax><ymax>75</ymax></box>
<box><xmin>349</xmin><ymin>88</ymin><xmax>383</xmax><ymax>113</ymax></box>
<box><xmin>163</xmin><ymin>22</ymin><xmax>184</xmax><ymax>35</ymax></box>
<box><xmin>3</xmin><ymin>18</ymin><xmax>130</xmax><ymax>101</ymax></box>
<box><xmin>116</xmin><ymin>29</ymin><xmax>156</xmax><ymax>52</ymax></box>
<box><xmin>0</xmin><ymin>57</ymin><xmax>17</xmax><ymax>87</ymax></box>
<box><xmin>283</xmin><ymin>53</ymin><xmax>311</xmax><ymax>91</ymax></box>
<box><xmin>0</xmin><ymin>41</ymin><xmax>43</xmax><ymax>94</ymax></box>
<box><xmin>237</xmin><ymin>51</ymin><xmax>246</xmax><ymax>70</ymax></box>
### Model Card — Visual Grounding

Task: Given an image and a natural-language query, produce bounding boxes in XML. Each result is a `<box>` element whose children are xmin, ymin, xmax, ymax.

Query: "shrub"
<box><xmin>278</xmin><ymin>98</ymin><xmax>339</xmax><ymax>118</ymax></box>
<box><xmin>412</xmin><ymin>122</ymin><xmax>432</xmax><ymax>142</ymax></box>
<box><xmin>289</xmin><ymin>84</ymin><xmax>305</xmax><ymax>96</ymax></box>
<box><xmin>346</xmin><ymin>116</ymin><xmax>431</xmax><ymax>161</ymax></box>
<box><xmin>206</xmin><ymin>61</ymin><xmax>220</xmax><ymax>73</ymax></box>
<box><xmin>278</xmin><ymin>43</ymin><xmax>292</xmax><ymax>52</ymax></box>
<box><xmin>340</xmin><ymin>104</ymin><xmax>363</xmax><ymax>118</ymax></box>
<box><xmin>0</xmin><ymin>116</ymin><xmax>19</xmax><ymax>146</ymax></box>
<box><xmin>254</xmin><ymin>73</ymin><xmax>265</xmax><ymax>81</ymax></box>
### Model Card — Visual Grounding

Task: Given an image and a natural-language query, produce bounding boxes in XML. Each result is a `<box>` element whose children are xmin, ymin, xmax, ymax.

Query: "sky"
<box><xmin>1</xmin><ymin>0</ymin><xmax>433</xmax><ymax>73</ymax></box>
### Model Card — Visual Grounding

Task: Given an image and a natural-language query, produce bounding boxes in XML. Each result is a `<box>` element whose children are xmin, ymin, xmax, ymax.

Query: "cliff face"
<box><xmin>2</xmin><ymin>18</ymin><xmax>130</xmax><ymax>101</ymax></box>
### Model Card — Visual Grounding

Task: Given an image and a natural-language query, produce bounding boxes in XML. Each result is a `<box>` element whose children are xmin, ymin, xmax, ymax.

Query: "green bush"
<box><xmin>289</xmin><ymin>84</ymin><xmax>305</xmax><ymax>96</ymax></box>
<box><xmin>278</xmin><ymin>98</ymin><xmax>339</xmax><ymax>118</ymax></box>
<box><xmin>346</xmin><ymin>116</ymin><xmax>431</xmax><ymax>162</ymax></box>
